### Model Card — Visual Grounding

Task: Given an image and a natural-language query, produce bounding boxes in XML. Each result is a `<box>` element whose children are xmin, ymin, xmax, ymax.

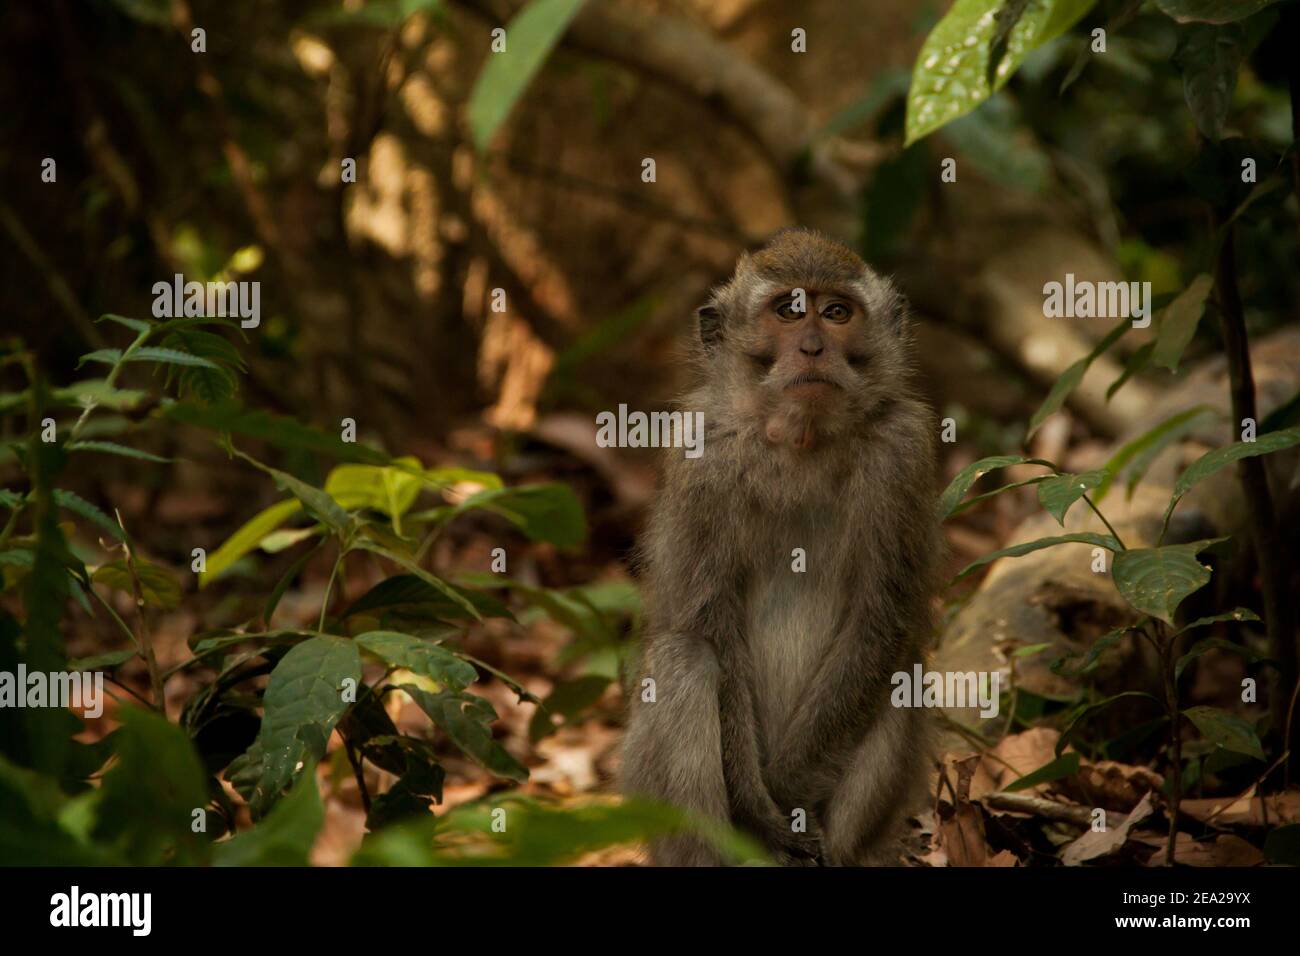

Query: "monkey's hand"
<box><xmin>763</xmin><ymin>815</ymin><xmax>824</xmax><ymax>867</ymax></box>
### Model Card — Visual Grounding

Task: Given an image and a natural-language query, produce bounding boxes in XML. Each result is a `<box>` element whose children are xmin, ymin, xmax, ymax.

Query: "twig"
<box><xmin>114</xmin><ymin>510</ymin><xmax>166</xmax><ymax>712</ymax></box>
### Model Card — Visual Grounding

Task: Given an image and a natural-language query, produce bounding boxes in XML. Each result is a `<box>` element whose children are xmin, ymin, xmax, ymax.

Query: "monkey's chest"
<box><xmin>744</xmin><ymin>556</ymin><xmax>845</xmax><ymax>753</ymax></box>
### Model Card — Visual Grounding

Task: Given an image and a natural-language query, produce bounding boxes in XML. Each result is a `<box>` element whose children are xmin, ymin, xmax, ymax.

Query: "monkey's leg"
<box><xmin>821</xmin><ymin>705</ymin><xmax>931</xmax><ymax>866</ymax></box>
<box><xmin>622</xmin><ymin>637</ymin><xmax>729</xmax><ymax>866</ymax></box>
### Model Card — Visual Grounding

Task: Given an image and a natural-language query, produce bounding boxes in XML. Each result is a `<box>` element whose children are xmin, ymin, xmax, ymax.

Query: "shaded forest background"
<box><xmin>1</xmin><ymin>0</ymin><xmax>1299</xmax><ymax>866</ymax></box>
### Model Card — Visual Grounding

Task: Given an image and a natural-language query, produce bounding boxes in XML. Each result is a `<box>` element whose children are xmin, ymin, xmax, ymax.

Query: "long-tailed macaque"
<box><xmin>622</xmin><ymin>228</ymin><xmax>940</xmax><ymax>865</ymax></box>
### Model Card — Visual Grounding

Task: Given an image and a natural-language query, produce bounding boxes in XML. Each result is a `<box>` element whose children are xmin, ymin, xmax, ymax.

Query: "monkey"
<box><xmin>620</xmin><ymin>228</ymin><xmax>941</xmax><ymax>866</ymax></box>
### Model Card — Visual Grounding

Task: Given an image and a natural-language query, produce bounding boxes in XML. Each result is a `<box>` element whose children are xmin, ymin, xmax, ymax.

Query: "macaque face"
<box><xmin>739</xmin><ymin>286</ymin><xmax>878</xmax><ymax>450</ymax></box>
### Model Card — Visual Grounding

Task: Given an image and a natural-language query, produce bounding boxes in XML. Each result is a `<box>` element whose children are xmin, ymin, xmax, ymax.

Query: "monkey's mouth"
<box><xmin>784</xmin><ymin>371</ymin><xmax>840</xmax><ymax>390</ymax></box>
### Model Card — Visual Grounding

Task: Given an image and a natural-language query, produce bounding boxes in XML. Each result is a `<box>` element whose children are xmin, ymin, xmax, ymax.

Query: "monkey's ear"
<box><xmin>697</xmin><ymin>303</ymin><xmax>724</xmax><ymax>351</ymax></box>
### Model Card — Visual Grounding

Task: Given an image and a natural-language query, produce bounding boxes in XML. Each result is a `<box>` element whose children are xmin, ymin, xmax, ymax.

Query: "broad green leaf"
<box><xmin>528</xmin><ymin>674</ymin><xmax>611</xmax><ymax>742</ymax></box>
<box><xmin>938</xmin><ymin>455</ymin><xmax>1054</xmax><ymax>518</ymax></box>
<box><xmin>68</xmin><ymin>649</ymin><xmax>139</xmax><ymax>671</ymax></box>
<box><xmin>1173</xmin><ymin>23</ymin><xmax>1245</xmax><ymax>141</ymax></box>
<box><xmin>241</xmin><ymin>635</ymin><xmax>362</xmax><ymax>817</ymax></box>
<box><xmin>1176</xmin><ymin>606</ymin><xmax>1260</xmax><ymax>634</ymax></box>
<box><xmin>65</xmin><ymin>440</ymin><xmax>171</xmax><ymax>463</ymax></box>
<box><xmin>904</xmin><ymin>0</ymin><xmax>1097</xmax><ymax>146</ymax></box>
<box><xmin>92</xmin><ymin>707</ymin><xmax>210</xmax><ymax>864</ymax></box>
<box><xmin>232</xmin><ymin>448</ymin><xmax>350</xmax><ymax>535</ymax></box>
<box><xmin>1182</xmin><ymin>704</ymin><xmax>1264</xmax><ymax>760</ymax></box>
<box><xmin>1175</xmin><ymin>632</ymin><xmax>1269</xmax><ymax>681</ymax></box>
<box><xmin>343</xmin><ymin>573</ymin><xmax>511</xmax><ymax>622</ymax></box>
<box><xmin>52</xmin><ymin>488</ymin><xmax>124</xmax><ymax>541</ymax></box>
<box><xmin>349</xmin><ymin>540</ymin><xmax>480</xmax><ymax>620</ymax></box>
<box><xmin>1162</xmin><ymin>426</ymin><xmax>1300</xmax><ymax>527</ymax></box>
<box><xmin>1056</xmin><ymin>690</ymin><xmax>1162</xmax><ymax>755</ymax></box>
<box><xmin>954</xmin><ymin>532</ymin><xmax>1119</xmax><ymax>581</ymax></box>
<box><xmin>201</xmin><ymin>498</ymin><xmax>303</xmax><ymax>587</ymax></box>
<box><xmin>352</xmin><ymin>794</ymin><xmax>767</xmax><ymax>867</ymax></box>
<box><xmin>1155</xmin><ymin>0</ymin><xmax>1280</xmax><ymax>24</ymax></box>
<box><xmin>1036</xmin><ymin>469</ymin><xmax>1107</xmax><ymax>524</ymax></box>
<box><xmin>324</xmin><ymin>456</ymin><xmax>425</xmax><ymax>534</ymax></box>
<box><xmin>356</xmin><ymin>631</ymin><xmax>478</xmax><ymax>691</ymax></box>
<box><xmin>365</xmin><ymin>738</ymin><xmax>446</xmax><ymax>830</ymax></box>
<box><xmin>1050</xmin><ymin>624</ymin><xmax>1138</xmax><ymax>678</ymax></box>
<box><xmin>400</xmin><ymin>684</ymin><xmax>528</xmax><ymax>782</ymax></box>
<box><xmin>1111</xmin><ymin>539</ymin><xmax>1223</xmax><ymax>623</ymax></box>
<box><xmin>1027</xmin><ymin>317</ymin><xmax>1130</xmax><ymax>440</ymax></box>
<box><xmin>160</xmin><ymin>400</ymin><xmax>389</xmax><ymax>464</ymax></box>
<box><xmin>467</xmin><ymin>0</ymin><xmax>587</xmax><ymax>151</ymax></box>
<box><xmin>93</xmin><ymin>558</ymin><xmax>182</xmax><ymax>610</ymax></box>
<box><xmin>1094</xmin><ymin>405</ymin><xmax>1216</xmax><ymax>503</ymax></box>
<box><xmin>1152</xmin><ymin>274</ymin><xmax>1214</xmax><ymax>371</ymax></box>
<box><xmin>453</xmin><ymin>483</ymin><xmax>586</xmax><ymax>547</ymax></box>
<box><xmin>0</xmin><ymin>755</ymin><xmax>116</xmax><ymax>864</ymax></box>
<box><xmin>214</xmin><ymin>767</ymin><xmax>323</xmax><ymax>866</ymax></box>
<box><xmin>1002</xmin><ymin>752</ymin><xmax>1081</xmax><ymax>792</ymax></box>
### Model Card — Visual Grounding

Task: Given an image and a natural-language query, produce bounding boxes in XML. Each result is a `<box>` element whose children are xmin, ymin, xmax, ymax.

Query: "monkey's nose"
<box><xmin>799</xmin><ymin>333</ymin><xmax>824</xmax><ymax>357</ymax></box>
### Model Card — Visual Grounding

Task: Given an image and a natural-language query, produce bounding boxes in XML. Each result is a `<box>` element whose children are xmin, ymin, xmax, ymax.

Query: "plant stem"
<box><xmin>1156</xmin><ymin>621</ymin><xmax>1181</xmax><ymax>866</ymax></box>
<box><xmin>116</xmin><ymin>512</ymin><xmax>165</xmax><ymax>711</ymax></box>
<box><xmin>1212</xmin><ymin>221</ymin><xmax>1298</xmax><ymax>745</ymax></box>
<box><xmin>319</xmin><ymin>548</ymin><xmax>345</xmax><ymax>632</ymax></box>
<box><xmin>1081</xmin><ymin>493</ymin><xmax>1125</xmax><ymax>550</ymax></box>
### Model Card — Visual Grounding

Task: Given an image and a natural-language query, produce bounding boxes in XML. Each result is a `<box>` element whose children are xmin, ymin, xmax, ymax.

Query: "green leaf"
<box><xmin>1176</xmin><ymin>606</ymin><xmax>1260</xmax><ymax>634</ymax></box>
<box><xmin>1094</xmin><ymin>405</ymin><xmax>1216</xmax><ymax>503</ymax></box>
<box><xmin>349</xmin><ymin>540</ymin><xmax>481</xmax><ymax>620</ymax></box>
<box><xmin>400</xmin><ymin>684</ymin><xmax>528</xmax><ymax>783</ymax></box>
<box><xmin>356</xmin><ymin>631</ymin><xmax>478</xmax><ymax>691</ymax></box>
<box><xmin>1175</xmin><ymin>632</ymin><xmax>1268</xmax><ymax>681</ymax></box>
<box><xmin>1155</xmin><ymin>0</ymin><xmax>1280</xmax><ymax>24</ymax></box>
<box><xmin>1027</xmin><ymin>317</ymin><xmax>1130</xmax><ymax>440</ymax></box>
<box><xmin>1111</xmin><ymin>539</ymin><xmax>1224</xmax><ymax>623</ymax></box>
<box><xmin>96</xmin><ymin>313</ymin><xmax>153</xmax><ymax>334</ymax></box>
<box><xmin>1002</xmin><ymin>752</ymin><xmax>1081</xmax><ymax>792</ymax></box>
<box><xmin>160</xmin><ymin>400</ymin><xmax>389</xmax><ymax>464</ymax></box>
<box><xmin>904</xmin><ymin>0</ymin><xmax>1097</xmax><ymax>146</ymax></box>
<box><xmin>200</xmin><ymin>498</ymin><xmax>304</xmax><ymax>587</ymax></box>
<box><xmin>1151</xmin><ymin>274</ymin><xmax>1214</xmax><ymax>371</ymax></box>
<box><xmin>1050</xmin><ymin>624</ymin><xmax>1137</xmax><ymax>678</ymax></box>
<box><xmin>53</xmin><ymin>489</ymin><xmax>124</xmax><ymax>541</ymax></box>
<box><xmin>1174</xmin><ymin>23</ymin><xmax>1245</xmax><ymax>141</ymax></box>
<box><xmin>68</xmin><ymin>648</ymin><xmax>139</xmax><ymax>671</ymax></box>
<box><xmin>214</xmin><ymin>766</ymin><xmax>324</xmax><ymax>866</ymax></box>
<box><xmin>77</xmin><ymin>348</ymin><xmax>123</xmax><ymax>369</ymax></box>
<box><xmin>453</xmin><ymin>483</ymin><xmax>586</xmax><ymax>547</ymax></box>
<box><xmin>1181</xmin><ymin>705</ymin><xmax>1264</xmax><ymax>760</ymax></box>
<box><xmin>240</xmin><ymin>635</ymin><xmax>362</xmax><ymax>817</ymax></box>
<box><xmin>232</xmin><ymin>448</ymin><xmax>351</xmax><ymax>535</ymax></box>
<box><xmin>954</xmin><ymin>532</ymin><xmax>1120</xmax><ymax>581</ymax></box>
<box><xmin>51</xmin><ymin>379</ymin><xmax>148</xmax><ymax>412</ymax></box>
<box><xmin>343</xmin><ymin>573</ymin><xmax>511</xmax><ymax>622</ymax></box>
<box><xmin>1036</xmin><ymin>469</ymin><xmax>1107</xmax><ymax>524</ymax></box>
<box><xmin>65</xmin><ymin>440</ymin><xmax>171</xmax><ymax>463</ymax></box>
<box><xmin>937</xmin><ymin>455</ymin><xmax>1054</xmax><ymax>519</ymax></box>
<box><xmin>467</xmin><ymin>0</ymin><xmax>587</xmax><ymax>151</ymax></box>
<box><xmin>92</xmin><ymin>706</ymin><xmax>211</xmax><ymax>864</ymax></box>
<box><xmin>1162</xmin><ymin>426</ymin><xmax>1300</xmax><ymax>527</ymax></box>
<box><xmin>92</xmin><ymin>558</ymin><xmax>182</xmax><ymax>610</ymax></box>
<box><xmin>528</xmin><ymin>674</ymin><xmax>611</xmax><ymax>742</ymax></box>
<box><xmin>0</xmin><ymin>755</ymin><xmax>115</xmax><ymax>864</ymax></box>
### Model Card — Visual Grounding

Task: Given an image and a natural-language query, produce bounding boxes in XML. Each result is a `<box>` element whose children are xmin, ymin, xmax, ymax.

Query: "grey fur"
<box><xmin>621</xmin><ymin>230</ymin><xmax>941</xmax><ymax>866</ymax></box>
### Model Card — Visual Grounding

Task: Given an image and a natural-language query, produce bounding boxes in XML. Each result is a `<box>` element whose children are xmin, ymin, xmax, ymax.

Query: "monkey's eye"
<box><xmin>821</xmin><ymin>302</ymin><xmax>851</xmax><ymax>322</ymax></box>
<box><xmin>774</xmin><ymin>301</ymin><xmax>801</xmax><ymax>321</ymax></box>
